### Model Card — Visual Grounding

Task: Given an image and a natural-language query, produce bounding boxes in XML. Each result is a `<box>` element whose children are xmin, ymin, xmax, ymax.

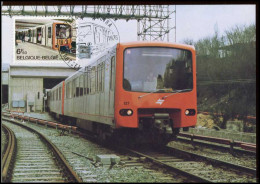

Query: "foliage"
<box><xmin>182</xmin><ymin>24</ymin><xmax>256</xmax><ymax>128</ymax></box>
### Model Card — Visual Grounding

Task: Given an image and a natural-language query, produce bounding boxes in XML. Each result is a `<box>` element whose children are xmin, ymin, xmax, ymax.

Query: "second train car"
<box><xmin>48</xmin><ymin>41</ymin><xmax>197</xmax><ymax>145</ymax></box>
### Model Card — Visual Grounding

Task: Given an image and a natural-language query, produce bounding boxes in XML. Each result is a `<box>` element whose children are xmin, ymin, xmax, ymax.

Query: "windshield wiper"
<box><xmin>138</xmin><ymin>88</ymin><xmax>192</xmax><ymax>100</ymax></box>
<box><xmin>138</xmin><ymin>89</ymin><xmax>172</xmax><ymax>99</ymax></box>
<box><xmin>161</xmin><ymin>89</ymin><xmax>192</xmax><ymax>100</ymax></box>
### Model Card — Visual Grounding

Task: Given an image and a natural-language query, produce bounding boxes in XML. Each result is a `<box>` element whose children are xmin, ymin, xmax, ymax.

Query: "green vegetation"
<box><xmin>182</xmin><ymin>24</ymin><xmax>256</xmax><ymax>129</ymax></box>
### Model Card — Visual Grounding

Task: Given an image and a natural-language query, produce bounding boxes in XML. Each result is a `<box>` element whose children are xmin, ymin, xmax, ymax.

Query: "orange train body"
<box><xmin>114</xmin><ymin>42</ymin><xmax>197</xmax><ymax>129</ymax></box>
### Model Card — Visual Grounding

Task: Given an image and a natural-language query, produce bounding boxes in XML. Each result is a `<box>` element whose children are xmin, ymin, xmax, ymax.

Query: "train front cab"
<box><xmin>52</xmin><ymin>23</ymin><xmax>72</xmax><ymax>52</ymax></box>
<box><xmin>114</xmin><ymin>42</ymin><xmax>197</xmax><ymax>142</ymax></box>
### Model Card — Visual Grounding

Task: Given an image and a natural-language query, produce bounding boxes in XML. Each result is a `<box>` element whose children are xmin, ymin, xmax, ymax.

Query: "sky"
<box><xmin>1</xmin><ymin>4</ymin><xmax>256</xmax><ymax>64</ymax></box>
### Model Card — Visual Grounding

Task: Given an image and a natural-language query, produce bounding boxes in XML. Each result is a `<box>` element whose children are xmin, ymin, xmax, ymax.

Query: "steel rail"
<box><xmin>178</xmin><ymin>132</ymin><xmax>256</xmax><ymax>152</ymax></box>
<box><xmin>2</xmin><ymin>117</ymin><xmax>83</xmax><ymax>183</ymax></box>
<box><xmin>121</xmin><ymin>145</ymin><xmax>256</xmax><ymax>183</ymax></box>
<box><xmin>176</xmin><ymin>136</ymin><xmax>256</xmax><ymax>155</ymax></box>
<box><xmin>2</xmin><ymin>124</ymin><xmax>16</xmax><ymax>182</ymax></box>
<box><xmin>2</xmin><ymin>112</ymin><xmax>78</xmax><ymax>133</ymax></box>
<box><xmin>120</xmin><ymin>147</ymin><xmax>212</xmax><ymax>183</ymax></box>
<box><xmin>163</xmin><ymin>146</ymin><xmax>257</xmax><ymax>176</ymax></box>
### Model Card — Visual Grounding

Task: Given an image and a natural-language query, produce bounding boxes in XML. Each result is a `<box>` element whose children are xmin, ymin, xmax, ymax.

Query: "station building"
<box><xmin>8</xmin><ymin>61</ymin><xmax>76</xmax><ymax>112</ymax></box>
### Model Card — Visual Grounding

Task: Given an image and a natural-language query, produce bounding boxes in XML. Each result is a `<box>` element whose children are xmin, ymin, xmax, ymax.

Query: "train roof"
<box><xmin>118</xmin><ymin>41</ymin><xmax>195</xmax><ymax>51</ymax></box>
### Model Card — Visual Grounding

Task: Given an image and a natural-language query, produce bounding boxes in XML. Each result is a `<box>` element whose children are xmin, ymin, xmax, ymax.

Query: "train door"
<box><xmin>28</xmin><ymin>30</ymin><xmax>31</xmax><ymax>42</ymax></box>
<box><xmin>41</xmin><ymin>26</ymin><xmax>46</xmax><ymax>46</ymax></box>
<box><xmin>46</xmin><ymin>26</ymin><xmax>52</xmax><ymax>48</ymax></box>
<box><xmin>33</xmin><ymin>29</ymin><xmax>37</xmax><ymax>43</ymax></box>
<box><xmin>95</xmin><ymin>60</ymin><xmax>105</xmax><ymax>114</ymax></box>
<box><xmin>36</xmin><ymin>27</ymin><xmax>42</xmax><ymax>44</ymax></box>
<box><xmin>32</xmin><ymin>30</ymin><xmax>34</xmax><ymax>43</ymax></box>
<box><xmin>108</xmin><ymin>55</ymin><xmax>116</xmax><ymax>115</ymax></box>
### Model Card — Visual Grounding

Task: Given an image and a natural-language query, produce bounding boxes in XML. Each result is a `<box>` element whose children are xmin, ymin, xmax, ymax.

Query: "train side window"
<box><xmin>96</xmin><ymin>65</ymin><xmax>99</xmax><ymax>92</ymax></box>
<box><xmin>84</xmin><ymin>72</ymin><xmax>88</xmax><ymax>95</ymax></box>
<box><xmin>72</xmin><ymin>79</ymin><xmax>76</xmax><ymax>98</ymax></box>
<box><xmin>66</xmin><ymin>83</ymin><xmax>69</xmax><ymax>99</ymax></box>
<box><xmin>88</xmin><ymin>71</ymin><xmax>91</xmax><ymax>94</ymax></box>
<box><xmin>96</xmin><ymin>66</ymin><xmax>98</xmax><ymax>93</ymax></box>
<box><xmin>70</xmin><ymin>81</ymin><xmax>73</xmax><ymax>98</ymax></box>
<box><xmin>67</xmin><ymin>83</ymin><xmax>69</xmax><ymax>99</ymax></box>
<box><xmin>56</xmin><ymin>88</ymin><xmax>58</xmax><ymax>101</ymax></box>
<box><xmin>91</xmin><ymin>67</ymin><xmax>96</xmax><ymax>94</ymax></box>
<box><xmin>67</xmin><ymin>82</ymin><xmax>69</xmax><ymax>98</ymax></box>
<box><xmin>59</xmin><ymin>87</ymin><xmax>61</xmax><ymax>100</ymax></box>
<box><xmin>79</xmin><ymin>75</ymin><xmax>84</xmax><ymax>96</ymax></box>
<box><xmin>101</xmin><ymin>62</ymin><xmax>105</xmax><ymax>92</ymax></box>
<box><xmin>110</xmin><ymin>56</ymin><xmax>115</xmax><ymax>90</ymax></box>
<box><xmin>76</xmin><ymin>77</ymin><xmax>80</xmax><ymax>97</ymax></box>
<box><xmin>48</xmin><ymin>27</ymin><xmax>51</xmax><ymax>38</ymax></box>
<box><xmin>65</xmin><ymin>83</ymin><xmax>68</xmax><ymax>99</ymax></box>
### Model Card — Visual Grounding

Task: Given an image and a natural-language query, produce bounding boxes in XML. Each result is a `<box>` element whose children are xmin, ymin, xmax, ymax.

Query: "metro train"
<box><xmin>22</xmin><ymin>22</ymin><xmax>72</xmax><ymax>51</ymax></box>
<box><xmin>48</xmin><ymin>41</ymin><xmax>197</xmax><ymax>145</ymax></box>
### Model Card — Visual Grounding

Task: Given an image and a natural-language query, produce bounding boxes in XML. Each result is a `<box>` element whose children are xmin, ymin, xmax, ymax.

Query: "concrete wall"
<box><xmin>9</xmin><ymin>77</ymin><xmax>43</xmax><ymax>112</ymax></box>
<box><xmin>183</xmin><ymin>127</ymin><xmax>256</xmax><ymax>144</ymax></box>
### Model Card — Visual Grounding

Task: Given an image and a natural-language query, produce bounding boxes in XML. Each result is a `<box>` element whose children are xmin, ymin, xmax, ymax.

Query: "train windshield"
<box><xmin>123</xmin><ymin>47</ymin><xmax>193</xmax><ymax>92</ymax></box>
<box><xmin>56</xmin><ymin>24</ymin><xmax>71</xmax><ymax>39</ymax></box>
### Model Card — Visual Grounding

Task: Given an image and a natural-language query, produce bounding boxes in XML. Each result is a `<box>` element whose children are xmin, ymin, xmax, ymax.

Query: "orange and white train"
<box><xmin>23</xmin><ymin>22</ymin><xmax>72</xmax><ymax>51</ymax></box>
<box><xmin>48</xmin><ymin>41</ymin><xmax>197</xmax><ymax>144</ymax></box>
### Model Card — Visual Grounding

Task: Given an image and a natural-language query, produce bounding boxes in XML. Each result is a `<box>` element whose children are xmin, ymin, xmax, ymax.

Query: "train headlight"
<box><xmin>185</xmin><ymin>110</ymin><xmax>190</xmax><ymax>115</ymax></box>
<box><xmin>120</xmin><ymin>109</ymin><xmax>133</xmax><ymax>116</ymax></box>
<box><xmin>126</xmin><ymin>109</ymin><xmax>133</xmax><ymax>116</ymax></box>
<box><xmin>185</xmin><ymin>109</ymin><xmax>196</xmax><ymax>116</ymax></box>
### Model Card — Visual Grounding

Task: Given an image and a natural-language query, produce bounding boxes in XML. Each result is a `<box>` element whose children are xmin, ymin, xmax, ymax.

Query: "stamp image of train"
<box><xmin>17</xmin><ymin>22</ymin><xmax>73</xmax><ymax>51</ymax></box>
<box><xmin>47</xmin><ymin>41</ymin><xmax>197</xmax><ymax>145</ymax></box>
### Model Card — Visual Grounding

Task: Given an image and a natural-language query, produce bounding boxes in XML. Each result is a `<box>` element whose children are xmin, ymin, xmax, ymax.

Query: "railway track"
<box><xmin>2</xmin><ymin>124</ymin><xmax>16</xmax><ymax>182</ymax></box>
<box><xmin>176</xmin><ymin>135</ymin><xmax>256</xmax><ymax>155</ymax></box>
<box><xmin>170</xmin><ymin>136</ymin><xmax>256</xmax><ymax>170</ymax></box>
<box><xmin>2</xmin><ymin>118</ymin><xmax>82</xmax><ymax>183</ymax></box>
<box><xmin>2</xmin><ymin>112</ymin><xmax>257</xmax><ymax>182</ymax></box>
<box><xmin>121</xmin><ymin>145</ymin><xmax>257</xmax><ymax>183</ymax></box>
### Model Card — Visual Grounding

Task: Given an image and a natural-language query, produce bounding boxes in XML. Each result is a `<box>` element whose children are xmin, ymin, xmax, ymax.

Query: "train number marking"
<box><xmin>123</xmin><ymin>101</ymin><xmax>130</xmax><ymax>105</ymax></box>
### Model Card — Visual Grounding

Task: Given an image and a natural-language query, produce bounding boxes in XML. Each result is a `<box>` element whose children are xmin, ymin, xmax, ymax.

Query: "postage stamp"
<box><xmin>14</xmin><ymin>17</ymin><xmax>76</xmax><ymax>63</ymax></box>
<box><xmin>14</xmin><ymin>16</ymin><xmax>120</xmax><ymax>71</ymax></box>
